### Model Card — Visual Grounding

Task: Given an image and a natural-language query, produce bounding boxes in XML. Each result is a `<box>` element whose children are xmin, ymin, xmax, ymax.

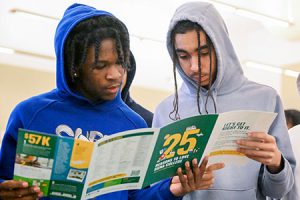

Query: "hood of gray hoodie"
<box><xmin>167</xmin><ymin>2</ymin><xmax>246</xmax><ymax>98</ymax></box>
<box><xmin>157</xmin><ymin>1</ymin><xmax>285</xmax><ymax>120</ymax></box>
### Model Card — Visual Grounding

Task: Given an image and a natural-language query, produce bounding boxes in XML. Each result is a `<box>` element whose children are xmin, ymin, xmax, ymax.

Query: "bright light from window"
<box><xmin>244</xmin><ymin>61</ymin><xmax>282</xmax><ymax>74</ymax></box>
<box><xmin>284</xmin><ymin>70</ymin><xmax>299</xmax><ymax>78</ymax></box>
<box><xmin>0</xmin><ymin>46</ymin><xmax>15</xmax><ymax>54</ymax></box>
<box><xmin>244</xmin><ymin>61</ymin><xmax>299</xmax><ymax>78</ymax></box>
<box><xmin>209</xmin><ymin>0</ymin><xmax>292</xmax><ymax>27</ymax></box>
<box><xmin>236</xmin><ymin>9</ymin><xmax>290</xmax><ymax>28</ymax></box>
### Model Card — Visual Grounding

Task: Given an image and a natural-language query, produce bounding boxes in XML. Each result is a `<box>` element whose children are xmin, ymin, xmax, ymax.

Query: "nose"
<box><xmin>190</xmin><ymin>55</ymin><xmax>200</xmax><ymax>72</ymax></box>
<box><xmin>106</xmin><ymin>65</ymin><xmax>123</xmax><ymax>80</ymax></box>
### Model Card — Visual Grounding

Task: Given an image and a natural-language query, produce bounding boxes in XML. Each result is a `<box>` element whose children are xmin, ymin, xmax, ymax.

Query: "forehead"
<box><xmin>174</xmin><ymin>30</ymin><xmax>208</xmax><ymax>48</ymax></box>
<box><xmin>86</xmin><ymin>39</ymin><xmax>117</xmax><ymax>60</ymax></box>
<box><xmin>93</xmin><ymin>39</ymin><xmax>116</xmax><ymax>53</ymax></box>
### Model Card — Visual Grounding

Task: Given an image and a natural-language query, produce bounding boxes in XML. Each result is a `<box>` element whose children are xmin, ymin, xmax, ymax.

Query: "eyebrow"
<box><xmin>175</xmin><ymin>44</ymin><xmax>209</xmax><ymax>53</ymax></box>
<box><xmin>91</xmin><ymin>60</ymin><xmax>107</xmax><ymax>66</ymax></box>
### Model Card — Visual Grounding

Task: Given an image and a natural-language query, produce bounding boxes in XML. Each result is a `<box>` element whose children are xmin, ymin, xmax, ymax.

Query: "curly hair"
<box><xmin>64</xmin><ymin>15</ymin><xmax>130</xmax><ymax>89</ymax></box>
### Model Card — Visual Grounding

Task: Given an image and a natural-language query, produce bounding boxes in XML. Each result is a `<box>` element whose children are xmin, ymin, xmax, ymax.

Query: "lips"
<box><xmin>192</xmin><ymin>75</ymin><xmax>209</xmax><ymax>83</ymax></box>
<box><xmin>106</xmin><ymin>84</ymin><xmax>121</xmax><ymax>94</ymax></box>
<box><xmin>201</xmin><ymin>76</ymin><xmax>209</xmax><ymax>82</ymax></box>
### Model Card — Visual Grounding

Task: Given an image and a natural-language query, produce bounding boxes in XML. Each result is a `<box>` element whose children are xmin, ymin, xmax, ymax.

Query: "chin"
<box><xmin>103</xmin><ymin>93</ymin><xmax>118</xmax><ymax>101</ymax></box>
<box><xmin>200</xmin><ymin>80</ymin><xmax>209</xmax><ymax>86</ymax></box>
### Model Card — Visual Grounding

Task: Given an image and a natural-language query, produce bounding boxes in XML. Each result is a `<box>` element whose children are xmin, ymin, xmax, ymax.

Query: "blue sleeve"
<box><xmin>0</xmin><ymin>107</ymin><xmax>23</xmax><ymax>182</ymax></box>
<box><xmin>128</xmin><ymin>178</ymin><xmax>182</xmax><ymax>200</ymax></box>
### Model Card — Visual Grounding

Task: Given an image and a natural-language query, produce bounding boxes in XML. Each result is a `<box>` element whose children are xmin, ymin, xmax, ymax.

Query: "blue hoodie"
<box><xmin>0</xmin><ymin>3</ymin><xmax>177</xmax><ymax>200</ymax></box>
<box><xmin>153</xmin><ymin>2</ymin><xmax>296</xmax><ymax>200</ymax></box>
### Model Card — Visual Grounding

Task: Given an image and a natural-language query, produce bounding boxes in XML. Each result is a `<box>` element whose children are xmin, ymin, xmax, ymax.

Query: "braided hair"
<box><xmin>169</xmin><ymin>20</ymin><xmax>216</xmax><ymax>121</ymax></box>
<box><xmin>64</xmin><ymin>15</ymin><xmax>130</xmax><ymax>89</ymax></box>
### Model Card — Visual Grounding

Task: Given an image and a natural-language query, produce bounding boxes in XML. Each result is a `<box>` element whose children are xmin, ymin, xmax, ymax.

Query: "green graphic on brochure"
<box><xmin>143</xmin><ymin>115</ymin><xmax>218</xmax><ymax>187</ymax></box>
<box><xmin>14</xmin><ymin>129</ymin><xmax>57</xmax><ymax>196</ymax></box>
<box><xmin>14</xmin><ymin>129</ymin><xmax>93</xmax><ymax>199</ymax></box>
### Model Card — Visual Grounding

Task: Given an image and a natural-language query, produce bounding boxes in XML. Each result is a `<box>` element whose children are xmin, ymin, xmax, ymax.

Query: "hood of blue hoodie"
<box><xmin>54</xmin><ymin>3</ymin><xmax>115</xmax><ymax>102</ymax></box>
<box><xmin>167</xmin><ymin>2</ymin><xmax>247</xmax><ymax>96</ymax></box>
<box><xmin>121</xmin><ymin>51</ymin><xmax>136</xmax><ymax>103</ymax></box>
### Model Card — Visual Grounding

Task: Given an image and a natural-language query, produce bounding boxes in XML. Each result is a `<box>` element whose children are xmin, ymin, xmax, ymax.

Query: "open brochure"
<box><xmin>13</xmin><ymin>110</ymin><xmax>277</xmax><ymax>199</ymax></box>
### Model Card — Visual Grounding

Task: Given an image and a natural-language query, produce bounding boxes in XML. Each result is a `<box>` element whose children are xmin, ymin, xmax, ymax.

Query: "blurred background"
<box><xmin>1</xmin><ymin>0</ymin><xmax>300</xmax><ymax>143</ymax></box>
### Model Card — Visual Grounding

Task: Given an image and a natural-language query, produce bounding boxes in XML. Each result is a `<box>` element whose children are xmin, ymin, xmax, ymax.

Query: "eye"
<box><xmin>177</xmin><ymin>53</ymin><xmax>189</xmax><ymax>60</ymax></box>
<box><xmin>201</xmin><ymin>51</ymin><xmax>209</xmax><ymax>56</ymax></box>
<box><xmin>200</xmin><ymin>47</ymin><xmax>209</xmax><ymax>56</ymax></box>
<box><xmin>92</xmin><ymin>63</ymin><xmax>106</xmax><ymax>69</ymax></box>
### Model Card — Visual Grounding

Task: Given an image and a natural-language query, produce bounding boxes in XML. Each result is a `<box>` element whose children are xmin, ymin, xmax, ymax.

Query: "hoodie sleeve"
<box><xmin>128</xmin><ymin>178</ymin><xmax>182</xmax><ymax>200</ymax></box>
<box><xmin>0</xmin><ymin>107</ymin><xmax>23</xmax><ymax>182</ymax></box>
<box><xmin>259</xmin><ymin>95</ymin><xmax>295</xmax><ymax>198</ymax></box>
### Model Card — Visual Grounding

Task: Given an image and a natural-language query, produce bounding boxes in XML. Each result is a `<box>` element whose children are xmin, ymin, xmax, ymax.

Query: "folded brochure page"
<box><xmin>13</xmin><ymin>110</ymin><xmax>277</xmax><ymax>199</ymax></box>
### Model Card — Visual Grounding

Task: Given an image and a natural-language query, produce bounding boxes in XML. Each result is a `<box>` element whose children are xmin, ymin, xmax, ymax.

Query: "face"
<box><xmin>76</xmin><ymin>39</ymin><xmax>125</xmax><ymax>102</ymax></box>
<box><xmin>174</xmin><ymin>30</ymin><xmax>217</xmax><ymax>88</ymax></box>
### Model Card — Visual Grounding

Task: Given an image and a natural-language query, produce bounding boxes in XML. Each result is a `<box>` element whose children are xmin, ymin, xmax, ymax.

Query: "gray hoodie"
<box><xmin>153</xmin><ymin>2</ymin><xmax>296</xmax><ymax>199</ymax></box>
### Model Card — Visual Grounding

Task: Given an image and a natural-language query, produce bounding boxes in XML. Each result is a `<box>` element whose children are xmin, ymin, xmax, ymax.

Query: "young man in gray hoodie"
<box><xmin>152</xmin><ymin>2</ymin><xmax>296</xmax><ymax>199</ymax></box>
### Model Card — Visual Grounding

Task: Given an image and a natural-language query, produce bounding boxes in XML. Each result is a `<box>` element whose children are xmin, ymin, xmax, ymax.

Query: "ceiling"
<box><xmin>0</xmin><ymin>0</ymin><xmax>300</xmax><ymax>91</ymax></box>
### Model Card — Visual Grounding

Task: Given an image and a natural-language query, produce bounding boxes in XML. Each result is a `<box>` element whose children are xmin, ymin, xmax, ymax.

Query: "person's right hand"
<box><xmin>170</xmin><ymin>156</ymin><xmax>225</xmax><ymax>197</ymax></box>
<box><xmin>0</xmin><ymin>180</ymin><xmax>43</xmax><ymax>200</ymax></box>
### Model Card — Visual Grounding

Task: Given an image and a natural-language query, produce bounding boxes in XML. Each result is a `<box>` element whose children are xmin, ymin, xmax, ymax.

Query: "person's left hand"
<box><xmin>0</xmin><ymin>180</ymin><xmax>43</xmax><ymax>200</ymax></box>
<box><xmin>236</xmin><ymin>131</ymin><xmax>283</xmax><ymax>173</ymax></box>
<box><xmin>170</xmin><ymin>156</ymin><xmax>224</xmax><ymax>197</ymax></box>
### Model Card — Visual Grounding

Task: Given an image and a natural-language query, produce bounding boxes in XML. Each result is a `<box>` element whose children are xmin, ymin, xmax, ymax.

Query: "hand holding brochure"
<box><xmin>13</xmin><ymin>110</ymin><xmax>277</xmax><ymax>199</ymax></box>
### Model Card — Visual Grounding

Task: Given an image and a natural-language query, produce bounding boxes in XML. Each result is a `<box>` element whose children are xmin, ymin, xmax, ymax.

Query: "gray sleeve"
<box><xmin>261</xmin><ymin>157</ymin><xmax>294</xmax><ymax>198</ymax></box>
<box><xmin>260</xmin><ymin>95</ymin><xmax>296</xmax><ymax>198</ymax></box>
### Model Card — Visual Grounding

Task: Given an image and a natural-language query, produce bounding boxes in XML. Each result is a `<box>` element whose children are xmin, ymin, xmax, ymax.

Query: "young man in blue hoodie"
<box><xmin>0</xmin><ymin>3</ymin><xmax>223</xmax><ymax>200</ymax></box>
<box><xmin>153</xmin><ymin>2</ymin><xmax>296</xmax><ymax>200</ymax></box>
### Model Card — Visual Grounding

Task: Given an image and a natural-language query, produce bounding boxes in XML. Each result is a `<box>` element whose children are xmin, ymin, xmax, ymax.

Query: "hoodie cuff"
<box><xmin>264</xmin><ymin>156</ymin><xmax>288</xmax><ymax>182</ymax></box>
<box><xmin>159</xmin><ymin>178</ymin><xmax>183</xmax><ymax>200</ymax></box>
